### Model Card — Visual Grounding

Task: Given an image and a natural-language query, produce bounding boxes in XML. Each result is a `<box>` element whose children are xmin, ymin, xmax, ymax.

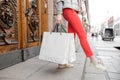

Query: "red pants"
<box><xmin>63</xmin><ymin>8</ymin><xmax>93</xmax><ymax>57</ymax></box>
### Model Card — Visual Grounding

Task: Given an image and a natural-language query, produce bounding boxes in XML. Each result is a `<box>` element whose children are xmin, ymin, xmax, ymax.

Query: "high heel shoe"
<box><xmin>90</xmin><ymin>62</ymin><xmax>106</xmax><ymax>71</ymax></box>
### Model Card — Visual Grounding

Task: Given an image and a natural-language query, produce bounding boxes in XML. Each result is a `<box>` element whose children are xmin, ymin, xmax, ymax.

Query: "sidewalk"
<box><xmin>0</xmin><ymin>44</ymin><xmax>87</xmax><ymax>80</ymax></box>
<box><xmin>83</xmin><ymin>36</ymin><xmax>107</xmax><ymax>80</ymax></box>
<box><xmin>0</xmin><ymin>35</ymin><xmax>107</xmax><ymax>80</ymax></box>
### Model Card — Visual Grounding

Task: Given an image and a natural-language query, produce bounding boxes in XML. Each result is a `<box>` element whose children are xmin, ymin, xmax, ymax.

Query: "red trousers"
<box><xmin>63</xmin><ymin>8</ymin><xmax>93</xmax><ymax>57</ymax></box>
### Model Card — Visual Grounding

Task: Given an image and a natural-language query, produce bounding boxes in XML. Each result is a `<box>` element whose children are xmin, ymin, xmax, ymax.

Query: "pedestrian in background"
<box><xmin>55</xmin><ymin>0</ymin><xmax>106</xmax><ymax>70</ymax></box>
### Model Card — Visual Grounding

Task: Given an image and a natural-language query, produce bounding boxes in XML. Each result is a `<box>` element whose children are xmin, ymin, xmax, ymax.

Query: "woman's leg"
<box><xmin>63</xmin><ymin>8</ymin><xmax>93</xmax><ymax>57</ymax></box>
<box><xmin>62</xmin><ymin>8</ymin><xmax>106</xmax><ymax>70</ymax></box>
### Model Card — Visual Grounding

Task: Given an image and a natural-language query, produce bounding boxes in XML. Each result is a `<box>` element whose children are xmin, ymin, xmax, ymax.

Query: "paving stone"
<box><xmin>0</xmin><ymin>52</ymin><xmax>85</xmax><ymax>80</ymax></box>
<box><xmin>86</xmin><ymin>36</ymin><xmax>120</xmax><ymax>80</ymax></box>
<box><xmin>0</xmin><ymin>57</ymin><xmax>49</xmax><ymax>80</ymax></box>
<box><xmin>85</xmin><ymin>59</ymin><xmax>104</xmax><ymax>74</ymax></box>
<box><xmin>27</xmin><ymin>63</ymin><xmax>84</xmax><ymax>80</ymax></box>
<box><xmin>0</xmin><ymin>78</ymin><xmax>23</xmax><ymax>80</ymax></box>
<box><xmin>98</xmin><ymin>51</ymin><xmax>120</xmax><ymax>56</ymax></box>
<box><xmin>84</xmin><ymin>73</ymin><xmax>106</xmax><ymax>80</ymax></box>
<box><xmin>108</xmin><ymin>73</ymin><xmax>120</xmax><ymax>80</ymax></box>
<box><xmin>96</xmin><ymin>47</ymin><xmax>117</xmax><ymax>51</ymax></box>
<box><xmin>102</xmin><ymin>60</ymin><xmax>118</xmax><ymax>73</ymax></box>
<box><xmin>111</xmin><ymin>60</ymin><xmax>120</xmax><ymax>73</ymax></box>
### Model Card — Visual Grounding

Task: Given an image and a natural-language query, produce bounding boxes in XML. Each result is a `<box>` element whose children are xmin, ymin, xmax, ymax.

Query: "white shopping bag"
<box><xmin>39</xmin><ymin>32</ymin><xmax>76</xmax><ymax>64</ymax></box>
<box><xmin>68</xmin><ymin>34</ymin><xmax>76</xmax><ymax>63</ymax></box>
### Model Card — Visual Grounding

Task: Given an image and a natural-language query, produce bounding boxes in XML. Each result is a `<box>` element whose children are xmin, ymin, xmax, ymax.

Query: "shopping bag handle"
<box><xmin>52</xmin><ymin>24</ymin><xmax>67</xmax><ymax>33</ymax></box>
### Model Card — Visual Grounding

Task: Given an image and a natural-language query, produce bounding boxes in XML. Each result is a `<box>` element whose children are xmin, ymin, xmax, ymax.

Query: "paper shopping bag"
<box><xmin>39</xmin><ymin>32</ymin><xmax>76</xmax><ymax>64</ymax></box>
<box><xmin>68</xmin><ymin>34</ymin><xmax>76</xmax><ymax>63</ymax></box>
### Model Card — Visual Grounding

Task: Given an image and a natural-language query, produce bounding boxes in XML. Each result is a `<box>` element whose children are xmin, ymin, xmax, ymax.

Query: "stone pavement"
<box><xmin>0</xmin><ymin>34</ymin><xmax>119</xmax><ymax>80</ymax></box>
<box><xmin>84</xmin><ymin>35</ymin><xmax>120</xmax><ymax>80</ymax></box>
<box><xmin>0</xmin><ymin>42</ymin><xmax>87</xmax><ymax>80</ymax></box>
<box><xmin>83</xmin><ymin>35</ymin><xmax>107</xmax><ymax>80</ymax></box>
<box><xmin>94</xmin><ymin>37</ymin><xmax>120</xmax><ymax>80</ymax></box>
<box><xmin>0</xmin><ymin>54</ymin><xmax>84</xmax><ymax>80</ymax></box>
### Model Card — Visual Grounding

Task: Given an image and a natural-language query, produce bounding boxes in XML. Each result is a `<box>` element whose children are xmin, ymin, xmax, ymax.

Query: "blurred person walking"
<box><xmin>55</xmin><ymin>0</ymin><xmax>106</xmax><ymax>70</ymax></box>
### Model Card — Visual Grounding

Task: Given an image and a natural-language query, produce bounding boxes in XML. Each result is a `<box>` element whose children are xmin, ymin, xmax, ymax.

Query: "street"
<box><xmin>84</xmin><ymin>34</ymin><xmax>120</xmax><ymax>80</ymax></box>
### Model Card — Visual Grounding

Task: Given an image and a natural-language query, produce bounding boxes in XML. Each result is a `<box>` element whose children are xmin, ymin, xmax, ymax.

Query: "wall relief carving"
<box><xmin>0</xmin><ymin>0</ymin><xmax>17</xmax><ymax>45</ymax></box>
<box><xmin>25</xmin><ymin>0</ymin><xmax>39</xmax><ymax>42</ymax></box>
